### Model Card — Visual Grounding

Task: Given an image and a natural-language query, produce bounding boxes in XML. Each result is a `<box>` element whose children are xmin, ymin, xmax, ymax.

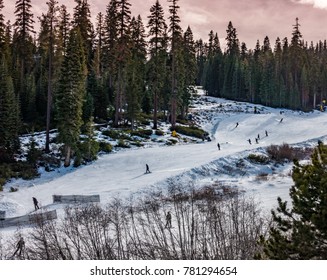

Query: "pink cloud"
<box><xmin>2</xmin><ymin>0</ymin><xmax>327</xmax><ymax>49</ymax></box>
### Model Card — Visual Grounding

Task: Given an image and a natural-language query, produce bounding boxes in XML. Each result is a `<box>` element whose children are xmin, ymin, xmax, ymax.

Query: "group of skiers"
<box><xmin>247</xmin><ymin>130</ymin><xmax>269</xmax><ymax>145</ymax></box>
<box><xmin>216</xmin><ymin>121</ymin><xmax>272</xmax><ymax>150</ymax></box>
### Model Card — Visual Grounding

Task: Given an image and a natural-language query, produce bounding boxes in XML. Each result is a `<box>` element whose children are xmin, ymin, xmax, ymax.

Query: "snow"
<box><xmin>1</xmin><ymin>88</ymin><xmax>327</xmax><ymax>234</ymax></box>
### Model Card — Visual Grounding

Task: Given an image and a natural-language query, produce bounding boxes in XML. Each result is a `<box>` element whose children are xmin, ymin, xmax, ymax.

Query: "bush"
<box><xmin>174</xmin><ymin>125</ymin><xmax>207</xmax><ymax>139</ymax></box>
<box><xmin>102</xmin><ymin>129</ymin><xmax>121</xmax><ymax>139</ymax></box>
<box><xmin>255</xmin><ymin>173</ymin><xmax>269</xmax><ymax>181</ymax></box>
<box><xmin>248</xmin><ymin>154</ymin><xmax>270</xmax><ymax>164</ymax></box>
<box><xmin>266</xmin><ymin>143</ymin><xmax>312</xmax><ymax>163</ymax></box>
<box><xmin>99</xmin><ymin>142</ymin><xmax>113</xmax><ymax>153</ymax></box>
<box><xmin>167</xmin><ymin>138</ymin><xmax>178</xmax><ymax>145</ymax></box>
<box><xmin>130</xmin><ymin>129</ymin><xmax>153</xmax><ymax>139</ymax></box>
<box><xmin>116</xmin><ymin>139</ymin><xmax>130</xmax><ymax>148</ymax></box>
<box><xmin>77</xmin><ymin>139</ymin><xmax>100</xmax><ymax>163</ymax></box>
<box><xmin>10</xmin><ymin>187</ymin><xmax>18</xmax><ymax>192</ymax></box>
<box><xmin>155</xmin><ymin>130</ymin><xmax>164</xmax><ymax>136</ymax></box>
<box><xmin>130</xmin><ymin>141</ymin><xmax>144</xmax><ymax>147</ymax></box>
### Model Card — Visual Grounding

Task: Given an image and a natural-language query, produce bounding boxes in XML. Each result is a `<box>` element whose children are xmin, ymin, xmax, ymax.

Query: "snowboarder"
<box><xmin>217</xmin><ymin>143</ymin><xmax>220</xmax><ymax>150</ymax></box>
<box><xmin>145</xmin><ymin>164</ymin><xmax>151</xmax><ymax>174</ymax></box>
<box><xmin>12</xmin><ymin>237</ymin><xmax>25</xmax><ymax>258</ymax></box>
<box><xmin>165</xmin><ymin>211</ymin><xmax>172</xmax><ymax>229</ymax></box>
<box><xmin>32</xmin><ymin>197</ymin><xmax>39</xmax><ymax>211</ymax></box>
<box><xmin>248</xmin><ymin>139</ymin><xmax>252</xmax><ymax>145</ymax></box>
<box><xmin>265</xmin><ymin>130</ymin><xmax>268</xmax><ymax>137</ymax></box>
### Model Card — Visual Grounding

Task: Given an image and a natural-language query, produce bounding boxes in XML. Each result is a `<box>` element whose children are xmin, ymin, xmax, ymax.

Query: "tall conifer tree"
<box><xmin>259</xmin><ymin>143</ymin><xmax>327</xmax><ymax>259</ymax></box>
<box><xmin>168</xmin><ymin>0</ymin><xmax>183</xmax><ymax>129</ymax></box>
<box><xmin>55</xmin><ymin>28</ymin><xmax>87</xmax><ymax>167</ymax></box>
<box><xmin>147</xmin><ymin>0</ymin><xmax>167</xmax><ymax>129</ymax></box>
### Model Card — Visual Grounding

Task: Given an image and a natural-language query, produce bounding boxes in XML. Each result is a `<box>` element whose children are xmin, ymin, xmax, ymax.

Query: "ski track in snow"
<box><xmin>1</xmin><ymin>90</ymin><xmax>327</xmax><ymax>234</ymax></box>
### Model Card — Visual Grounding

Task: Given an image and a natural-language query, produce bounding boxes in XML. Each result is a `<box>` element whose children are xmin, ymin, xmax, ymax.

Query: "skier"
<box><xmin>248</xmin><ymin>139</ymin><xmax>252</xmax><ymax>145</ymax></box>
<box><xmin>265</xmin><ymin>130</ymin><xmax>268</xmax><ymax>137</ymax></box>
<box><xmin>145</xmin><ymin>164</ymin><xmax>151</xmax><ymax>174</ymax></box>
<box><xmin>12</xmin><ymin>237</ymin><xmax>25</xmax><ymax>258</ymax></box>
<box><xmin>255</xmin><ymin>138</ymin><xmax>259</xmax><ymax>144</ymax></box>
<box><xmin>257</xmin><ymin>134</ymin><xmax>260</xmax><ymax>140</ymax></box>
<box><xmin>165</xmin><ymin>211</ymin><xmax>172</xmax><ymax>229</ymax></box>
<box><xmin>280</xmin><ymin>118</ymin><xmax>283</xmax><ymax>123</ymax></box>
<box><xmin>217</xmin><ymin>143</ymin><xmax>220</xmax><ymax>150</ymax></box>
<box><xmin>32</xmin><ymin>197</ymin><xmax>39</xmax><ymax>211</ymax></box>
<box><xmin>235</xmin><ymin>122</ymin><xmax>239</xmax><ymax>128</ymax></box>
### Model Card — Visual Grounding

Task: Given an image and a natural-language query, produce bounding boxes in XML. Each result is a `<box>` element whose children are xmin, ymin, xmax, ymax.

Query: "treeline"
<box><xmin>0</xmin><ymin>0</ymin><xmax>197</xmax><ymax>166</ymax></box>
<box><xmin>1</xmin><ymin>0</ymin><xmax>327</xmax><ymax>167</ymax></box>
<box><xmin>200</xmin><ymin>19</ymin><xmax>327</xmax><ymax>110</ymax></box>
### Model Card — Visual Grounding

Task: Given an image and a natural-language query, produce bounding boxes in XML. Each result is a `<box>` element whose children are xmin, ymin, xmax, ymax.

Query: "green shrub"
<box><xmin>102</xmin><ymin>129</ymin><xmax>121</xmax><ymax>139</ymax></box>
<box><xmin>167</xmin><ymin>138</ymin><xmax>178</xmax><ymax>145</ymax></box>
<box><xmin>174</xmin><ymin>125</ymin><xmax>207</xmax><ymax>139</ymax></box>
<box><xmin>73</xmin><ymin>151</ymin><xmax>82</xmax><ymax>167</ymax></box>
<box><xmin>99</xmin><ymin>142</ymin><xmax>113</xmax><ymax>153</ymax></box>
<box><xmin>248</xmin><ymin>154</ymin><xmax>270</xmax><ymax>164</ymax></box>
<box><xmin>155</xmin><ymin>130</ymin><xmax>164</xmax><ymax>136</ymax></box>
<box><xmin>131</xmin><ymin>129</ymin><xmax>153</xmax><ymax>139</ymax></box>
<box><xmin>77</xmin><ymin>139</ymin><xmax>100</xmax><ymax>162</ymax></box>
<box><xmin>130</xmin><ymin>141</ymin><xmax>144</xmax><ymax>147</ymax></box>
<box><xmin>0</xmin><ymin>185</ymin><xmax>3</xmax><ymax>192</ymax></box>
<box><xmin>116</xmin><ymin>139</ymin><xmax>130</xmax><ymax>148</ymax></box>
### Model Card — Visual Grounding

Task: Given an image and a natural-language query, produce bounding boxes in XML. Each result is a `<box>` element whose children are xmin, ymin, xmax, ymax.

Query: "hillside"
<box><xmin>1</xmin><ymin>89</ymin><xmax>327</xmax><ymax>231</ymax></box>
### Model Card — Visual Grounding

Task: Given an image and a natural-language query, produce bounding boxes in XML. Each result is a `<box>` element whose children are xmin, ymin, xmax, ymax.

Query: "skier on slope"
<box><xmin>165</xmin><ymin>211</ymin><xmax>172</xmax><ymax>229</ymax></box>
<box><xmin>12</xmin><ymin>237</ymin><xmax>25</xmax><ymax>258</ymax></box>
<box><xmin>145</xmin><ymin>164</ymin><xmax>151</xmax><ymax>174</ymax></box>
<box><xmin>32</xmin><ymin>197</ymin><xmax>39</xmax><ymax>211</ymax></box>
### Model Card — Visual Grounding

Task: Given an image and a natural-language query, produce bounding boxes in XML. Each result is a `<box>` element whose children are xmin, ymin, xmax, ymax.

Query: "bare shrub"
<box><xmin>266</xmin><ymin>143</ymin><xmax>313</xmax><ymax>163</ymax></box>
<box><xmin>255</xmin><ymin>173</ymin><xmax>269</xmax><ymax>181</ymax></box>
<box><xmin>15</xmin><ymin>182</ymin><xmax>269</xmax><ymax>260</ymax></box>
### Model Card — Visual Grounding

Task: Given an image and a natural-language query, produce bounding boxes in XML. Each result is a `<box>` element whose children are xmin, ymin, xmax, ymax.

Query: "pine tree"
<box><xmin>259</xmin><ymin>142</ymin><xmax>327</xmax><ymax>259</ymax></box>
<box><xmin>13</xmin><ymin>0</ymin><xmax>36</xmax><ymax>121</ymax></box>
<box><xmin>104</xmin><ymin>0</ymin><xmax>119</xmax><ymax>90</ymax></box>
<box><xmin>38</xmin><ymin>0</ymin><xmax>60</xmax><ymax>153</ymax></box>
<box><xmin>57</xmin><ymin>5</ymin><xmax>71</xmax><ymax>57</ymax></box>
<box><xmin>168</xmin><ymin>0</ymin><xmax>183</xmax><ymax>129</ymax></box>
<box><xmin>0</xmin><ymin>54</ymin><xmax>20</xmax><ymax>160</ymax></box>
<box><xmin>113</xmin><ymin>0</ymin><xmax>132</xmax><ymax>127</ymax></box>
<box><xmin>0</xmin><ymin>0</ymin><xmax>5</xmax><ymax>47</ymax></box>
<box><xmin>55</xmin><ymin>27</ymin><xmax>87</xmax><ymax>167</ymax></box>
<box><xmin>126</xmin><ymin>15</ymin><xmax>146</xmax><ymax>129</ymax></box>
<box><xmin>147</xmin><ymin>0</ymin><xmax>167</xmax><ymax>129</ymax></box>
<box><xmin>72</xmin><ymin>0</ymin><xmax>94</xmax><ymax>66</ymax></box>
<box><xmin>181</xmin><ymin>26</ymin><xmax>196</xmax><ymax>117</ymax></box>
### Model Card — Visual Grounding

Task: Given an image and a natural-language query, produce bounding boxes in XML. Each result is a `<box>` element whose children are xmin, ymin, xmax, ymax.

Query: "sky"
<box><xmin>2</xmin><ymin>0</ymin><xmax>327</xmax><ymax>50</ymax></box>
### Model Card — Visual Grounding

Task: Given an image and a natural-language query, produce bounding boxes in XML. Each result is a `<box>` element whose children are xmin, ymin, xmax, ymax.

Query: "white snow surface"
<box><xmin>1</xmin><ymin>89</ymin><xmax>327</xmax><ymax>233</ymax></box>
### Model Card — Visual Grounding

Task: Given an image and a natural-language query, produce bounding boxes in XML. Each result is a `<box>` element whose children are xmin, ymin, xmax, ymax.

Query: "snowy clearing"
<box><xmin>1</xmin><ymin>89</ymin><xmax>327</xmax><ymax>234</ymax></box>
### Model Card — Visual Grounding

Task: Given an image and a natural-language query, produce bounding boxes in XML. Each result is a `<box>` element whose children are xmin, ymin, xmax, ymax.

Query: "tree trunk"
<box><xmin>64</xmin><ymin>145</ymin><xmax>71</xmax><ymax>167</ymax></box>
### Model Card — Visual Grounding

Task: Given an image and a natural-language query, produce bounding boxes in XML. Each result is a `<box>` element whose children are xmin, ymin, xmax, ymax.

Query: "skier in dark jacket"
<box><xmin>145</xmin><ymin>164</ymin><xmax>151</xmax><ymax>174</ymax></box>
<box><xmin>217</xmin><ymin>143</ymin><xmax>220</xmax><ymax>150</ymax></box>
<box><xmin>265</xmin><ymin>130</ymin><xmax>268</xmax><ymax>137</ymax></box>
<box><xmin>32</xmin><ymin>197</ymin><xmax>39</xmax><ymax>211</ymax></box>
<box><xmin>248</xmin><ymin>139</ymin><xmax>252</xmax><ymax>145</ymax></box>
<box><xmin>13</xmin><ymin>237</ymin><xmax>25</xmax><ymax>258</ymax></box>
<box><xmin>165</xmin><ymin>211</ymin><xmax>172</xmax><ymax>228</ymax></box>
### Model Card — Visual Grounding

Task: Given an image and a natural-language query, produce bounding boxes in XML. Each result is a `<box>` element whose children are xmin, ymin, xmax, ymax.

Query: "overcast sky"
<box><xmin>2</xmin><ymin>0</ymin><xmax>327</xmax><ymax>49</ymax></box>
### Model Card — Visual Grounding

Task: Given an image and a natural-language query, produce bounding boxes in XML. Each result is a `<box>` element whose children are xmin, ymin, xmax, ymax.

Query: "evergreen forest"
<box><xmin>1</xmin><ymin>0</ymin><xmax>327</xmax><ymax>165</ymax></box>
